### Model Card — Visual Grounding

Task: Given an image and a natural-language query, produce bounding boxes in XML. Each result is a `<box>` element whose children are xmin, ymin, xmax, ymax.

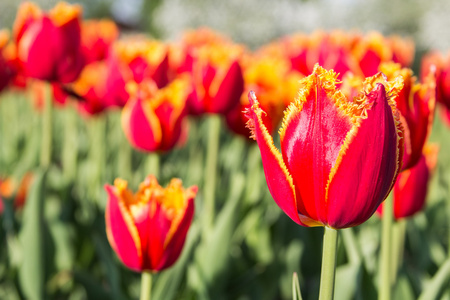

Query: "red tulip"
<box><xmin>105</xmin><ymin>176</ymin><xmax>197</xmax><ymax>272</ymax></box>
<box><xmin>81</xmin><ymin>19</ymin><xmax>119</xmax><ymax>64</ymax></box>
<box><xmin>13</xmin><ymin>2</ymin><xmax>84</xmax><ymax>83</ymax></box>
<box><xmin>175</xmin><ymin>31</ymin><xmax>244</xmax><ymax>115</ymax></box>
<box><xmin>104</xmin><ymin>37</ymin><xmax>169</xmax><ymax>107</ymax></box>
<box><xmin>378</xmin><ymin>145</ymin><xmax>438</xmax><ymax>219</ymax></box>
<box><xmin>352</xmin><ymin>32</ymin><xmax>414</xmax><ymax>77</ymax></box>
<box><xmin>379</xmin><ymin>62</ymin><xmax>435</xmax><ymax>170</ymax></box>
<box><xmin>245</xmin><ymin>65</ymin><xmax>404</xmax><ymax>228</ymax></box>
<box><xmin>122</xmin><ymin>77</ymin><xmax>190</xmax><ymax>152</ymax></box>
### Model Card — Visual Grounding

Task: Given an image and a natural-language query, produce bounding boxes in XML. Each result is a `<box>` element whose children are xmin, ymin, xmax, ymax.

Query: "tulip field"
<box><xmin>1</xmin><ymin>1</ymin><xmax>450</xmax><ymax>300</ymax></box>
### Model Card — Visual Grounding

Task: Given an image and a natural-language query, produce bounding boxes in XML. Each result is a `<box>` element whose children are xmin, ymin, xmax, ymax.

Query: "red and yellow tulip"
<box><xmin>245</xmin><ymin>65</ymin><xmax>404</xmax><ymax>228</ymax></box>
<box><xmin>104</xmin><ymin>176</ymin><xmax>197</xmax><ymax>272</ymax></box>
<box><xmin>81</xmin><ymin>19</ymin><xmax>119</xmax><ymax>64</ymax></box>
<box><xmin>121</xmin><ymin>77</ymin><xmax>190</xmax><ymax>152</ymax></box>
<box><xmin>13</xmin><ymin>2</ymin><xmax>84</xmax><ymax>83</ymax></box>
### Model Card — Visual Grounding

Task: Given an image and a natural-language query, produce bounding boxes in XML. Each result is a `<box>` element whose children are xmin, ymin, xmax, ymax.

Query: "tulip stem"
<box><xmin>391</xmin><ymin>219</ymin><xmax>406</xmax><ymax>285</ymax></box>
<box><xmin>203</xmin><ymin>115</ymin><xmax>220</xmax><ymax>229</ymax></box>
<box><xmin>63</xmin><ymin>104</ymin><xmax>78</xmax><ymax>182</ymax></box>
<box><xmin>379</xmin><ymin>193</ymin><xmax>394</xmax><ymax>300</ymax></box>
<box><xmin>146</xmin><ymin>152</ymin><xmax>160</xmax><ymax>179</ymax></box>
<box><xmin>140</xmin><ymin>271</ymin><xmax>152</xmax><ymax>300</ymax></box>
<box><xmin>318</xmin><ymin>227</ymin><xmax>338</xmax><ymax>300</ymax></box>
<box><xmin>40</xmin><ymin>82</ymin><xmax>53</xmax><ymax>168</ymax></box>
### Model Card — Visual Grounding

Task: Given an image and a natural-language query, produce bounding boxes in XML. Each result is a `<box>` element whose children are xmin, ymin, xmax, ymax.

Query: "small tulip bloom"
<box><xmin>181</xmin><ymin>41</ymin><xmax>245</xmax><ymax>115</ymax></box>
<box><xmin>104</xmin><ymin>37</ymin><xmax>169</xmax><ymax>107</ymax></box>
<box><xmin>378</xmin><ymin>146</ymin><xmax>438</xmax><ymax>219</ymax></box>
<box><xmin>13</xmin><ymin>2</ymin><xmax>84</xmax><ymax>83</ymax></box>
<box><xmin>122</xmin><ymin>77</ymin><xmax>190</xmax><ymax>152</ymax></box>
<box><xmin>245</xmin><ymin>65</ymin><xmax>404</xmax><ymax>228</ymax></box>
<box><xmin>81</xmin><ymin>19</ymin><xmax>119</xmax><ymax>64</ymax></box>
<box><xmin>105</xmin><ymin>176</ymin><xmax>197</xmax><ymax>272</ymax></box>
<box><xmin>0</xmin><ymin>173</ymin><xmax>34</xmax><ymax>214</ymax></box>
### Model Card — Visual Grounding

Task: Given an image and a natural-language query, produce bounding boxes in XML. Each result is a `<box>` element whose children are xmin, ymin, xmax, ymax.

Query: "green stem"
<box><xmin>40</xmin><ymin>83</ymin><xmax>53</xmax><ymax>168</ymax></box>
<box><xmin>391</xmin><ymin>219</ymin><xmax>406</xmax><ymax>285</ymax></box>
<box><xmin>62</xmin><ymin>105</ymin><xmax>78</xmax><ymax>182</ymax></box>
<box><xmin>145</xmin><ymin>152</ymin><xmax>160</xmax><ymax>179</ymax></box>
<box><xmin>341</xmin><ymin>227</ymin><xmax>361</xmax><ymax>265</ymax></box>
<box><xmin>318</xmin><ymin>227</ymin><xmax>338</xmax><ymax>300</ymax></box>
<box><xmin>379</xmin><ymin>193</ymin><xmax>394</xmax><ymax>300</ymax></box>
<box><xmin>203</xmin><ymin>115</ymin><xmax>221</xmax><ymax>229</ymax></box>
<box><xmin>140</xmin><ymin>271</ymin><xmax>152</xmax><ymax>300</ymax></box>
<box><xmin>118</xmin><ymin>130</ymin><xmax>132</xmax><ymax>181</ymax></box>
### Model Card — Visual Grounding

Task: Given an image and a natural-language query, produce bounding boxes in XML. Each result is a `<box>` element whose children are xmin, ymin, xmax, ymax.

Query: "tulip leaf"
<box><xmin>18</xmin><ymin>169</ymin><xmax>47</xmax><ymax>300</ymax></box>
<box><xmin>418</xmin><ymin>258</ymin><xmax>450</xmax><ymax>300</ymax></box>
<box><xmin>190</xmin><ymin>172</ymin><xmax>245</xmax><ymax>298</ymax></box>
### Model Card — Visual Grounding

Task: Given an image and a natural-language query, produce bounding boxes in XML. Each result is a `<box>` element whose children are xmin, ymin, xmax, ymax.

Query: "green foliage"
<box><xmin>0</xmin><ymin>91</ymin><xmax>450</xmax><ymax>300</ymax></box>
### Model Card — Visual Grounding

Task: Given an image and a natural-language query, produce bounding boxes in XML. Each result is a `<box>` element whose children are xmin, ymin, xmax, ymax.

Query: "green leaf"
<box><xmin>18</xmin><ymin>169</ymin><xmax>47</xmax><ymax>300</ymax></box>
<box><xmin>418</xmin><ymin>258</ymin><xmax>450</xmax><ymax>300</ymax></box>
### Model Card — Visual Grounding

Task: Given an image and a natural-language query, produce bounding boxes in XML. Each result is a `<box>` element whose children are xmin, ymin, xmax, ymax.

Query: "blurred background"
<box><xmin>2</xmin><ymin>0</ymin><xmax>450</xmax><ymax>58</ymax></box>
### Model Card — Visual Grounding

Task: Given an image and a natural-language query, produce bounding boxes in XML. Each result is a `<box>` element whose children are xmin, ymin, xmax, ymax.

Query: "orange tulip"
<box><xmin>105</xmin><ymin>176</ymin><xmax>197</xmax><ymax>272</ymax></box>
<box><xmin>245</xmin><ymin>65</ymin><xmax>404</xmax><ymax>228</ymax></box>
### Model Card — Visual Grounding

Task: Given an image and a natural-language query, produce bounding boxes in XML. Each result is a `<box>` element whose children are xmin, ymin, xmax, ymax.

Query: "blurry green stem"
<box><xmin>63</xmin><ymin>105</ymin><xmax>78</xmax><ymax>182</ymax></box>
<box><xmin>140</xmin><ymin>271</ymin><xmax>152</xmax><ymax>300</ymax></box>
<box><xmin>145</xmin><ymin>152</ymin><xmax>160</xmax><ymax>178</ymax></box>
<box><xmin>391</xmin><ymin>219</ymin><xmax>406</xmax><ymax>285</ymax></box>
<box><xmin>318</xmin><ymin>227</ymin><xmax>338</xmax><ymax>300</ymax></box>
<box><xmin>341</xmin><ymin>227</ymin><xmax>361</xmax><ymax>265</ymax></box>
<box><xmin>204</xmin><ymin>115</ymin><xmax>220</xmax><ymax>229</ymax></box>
<box><xmin>118</xmin><ymin>130</ymin><xmax>132</xmax><ymax>181</ymax></box>
<box><xmin>379</xmin><ymin>193</ymin><xmax>394</xmax><ymax>300</ymax></box>
<box><xmin>40</xmin><ymin>83</ymin><xmax>53</xmax><ymax>168</ymax></box>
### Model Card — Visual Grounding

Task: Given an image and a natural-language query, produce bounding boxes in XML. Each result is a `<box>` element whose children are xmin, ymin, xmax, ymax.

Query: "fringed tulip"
<box><xmin>122</xmin><ymin>77</ymin><xmax>190</xmax><ymax>152</ymax></box>
<box><xmin>81</xmin><ymin>19</ymin><xmax>119</xmax><ymax>64</ymax></box>
<box><xmin>13</xmin><ymin>2</ymin><xmax>84</xmax><ymax>83</ymax></box>
<box><xmin>104</xmin><ymin>176</ymin><xmax>197</xmax><ymax>272</ymax></box>
<box><xmin>245</xmin><ymin>65</ymin><xmax>404</xmax><ymax>228</ymax></box>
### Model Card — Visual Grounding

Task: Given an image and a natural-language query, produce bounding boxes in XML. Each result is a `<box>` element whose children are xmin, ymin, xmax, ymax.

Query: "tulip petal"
<box><xmin>122</xmin><ymin>97</ymin><xmax>162</xmax><ymax>152</ymax></box>
<box><xmin>279</xmin><ymin>67</ymin><xmax>353</xmax><ymax>224</ymax></box>
<box><xmin>246</xmin><ymin>91</ymin><xmax>317</xmax><ymax>226</ymax></box>
<box><xmin>212</xmin><ymin>60</ymin><xmax>244</xmax><ymax>114</ymax></box>
<box><xmin>326</xmin><ymin>83</ymin><xmax>402</xmax><ymax>228</ymax></box>
<box><xmin>105</xmin><ymin>185</ymin><xmax>142</xmax><ymax>271</ymax></box>
<box><xmin>155</xmin><ymin>195</ymin><xmax>195</xmax><ymax>271</ymax></box>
